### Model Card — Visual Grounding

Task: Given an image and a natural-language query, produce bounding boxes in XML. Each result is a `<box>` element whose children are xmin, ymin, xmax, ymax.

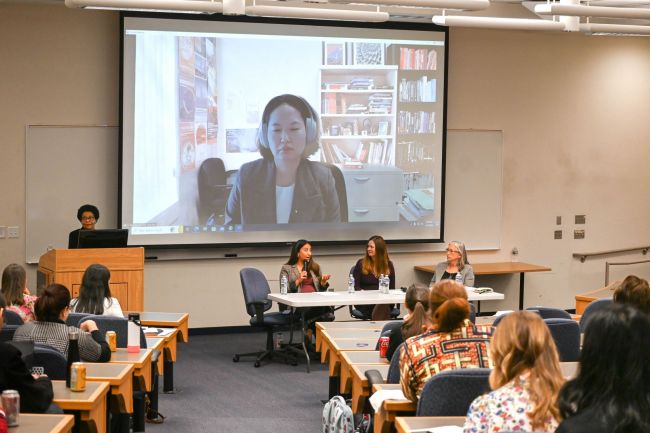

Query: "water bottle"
<box><xmin>455</xmin><ymin>272</ymin><xmax>464</xmax><ymax>286</ymax></box>
<box><xmin>280</xmin><ymin>274</ymin><xmax>288</xmax><ymax>295</ymax></box>
<box><xmin>383</xmin><ymin>275</ymin><xmax>390</xmax><ymax>293</ymax></box>
<box><xmin>127</xmin><ymin>313</ymin><xmax>141</xmax><ymax>353</ymax></box>
<box><xmin>378</xmin><ymin>274</ymin><xmax>385</xmax><ymax>293</ymax></box>
<box><xmin>66</xmin><ymin>330</ymin><xmax>80</xmax><ymax>388</ymax></box>
<box><xmin>274</xmin><ymin>332</ymin><xmax>284</xmax><ymax>349</ymax></box>
<box><xmin>348</xmin><ymin>274</ymin><xmax>355</xmax><ymax>294</ymax></box>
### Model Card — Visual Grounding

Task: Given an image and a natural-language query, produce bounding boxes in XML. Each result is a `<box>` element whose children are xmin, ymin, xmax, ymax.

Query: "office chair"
<box><xmin>79</xmin><ymin>315</ymin><xmax>147</xmax><ymax>348</ymax></box>
<box><xmin>197</xmin><ymin>157</ymin><xmax>234</xmax><ymax>225</ymax></box>
<box><xmin>233</xmin><ymin>267</ymin><xmax>297</xmax><ymax>368</ymax></box>
<box><xmin>66</xmin><ymin>312</ymin><xmax>90</xmax><ymax>327</ymax></box>
<box><xmin>0</xmin><ymin>325</ymin><xmax>18</xmax><ymax>342</ymax></box>
<box><xmin>526</xmin><ymin>306</ymin><xmax>572</xmax><ymax>320</ymax></box>
<box><xmin>579</xmin><ymin>298</ymin><xmax>613</xmax><ymax>332</ymax></box>
<box><xmin>416</xmin><ymin>368</ymin><xmax>491</xmax><ymax>416</ymax></box>
<box><xmin>545</xmin><ymin>318</ymin><xmax>581</xmax><ymax>362</ymax></box>
<box><xmin>326</xmin><ymin>163</ymin><xmax>348</xmax><ymax>223</ymax></box>
<box><xmin>3</xmin><ymin>309</ymin><xmax>24</xmax><ymax>325</ymax></box>
<box><xmin>33</xmin><ymin>343</ymin><xmax>67</xmax><ymax>380</ymax></box>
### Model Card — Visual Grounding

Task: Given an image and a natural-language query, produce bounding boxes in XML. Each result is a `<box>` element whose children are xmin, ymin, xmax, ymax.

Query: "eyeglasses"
<box><xmin>81</xmin><ymin>216</ymin><xmax>96</xmax><ymax>221</ymax></box>
<box><xmin>446</xmin><ymin>249</ymin><xmax>460</xmax><ymax>254</ymax></box>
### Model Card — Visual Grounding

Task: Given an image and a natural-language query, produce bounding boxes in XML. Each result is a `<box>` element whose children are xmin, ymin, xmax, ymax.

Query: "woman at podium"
<box><xmin>68</xmin><ymin>204</ymin><xmax>99</xmax><ymax>249</ymax></box>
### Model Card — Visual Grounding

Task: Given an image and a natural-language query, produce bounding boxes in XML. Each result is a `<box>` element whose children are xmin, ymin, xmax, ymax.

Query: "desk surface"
<box><xmin>52</xmin><ymin>380</ymin><xmax>110</xmax><ymax>410</ymax></box>
<box><xmin>395</xmin><ymin>416</ymin><xmax>465</xmax><ymax>433</ymax></box>
<box><xmin>415</xmin><ymin>261</ymin><xmax>551</xmax><ymax>275</ymax></box>
<box><xmin>13</xmin><ymin>414</ymin><xmax>75</xmax><ymax>433</ymax></box>
<box><xmin>85</xmin><ymin>363</ymin><xmax>134</xmax><ymax>385</ymax></box>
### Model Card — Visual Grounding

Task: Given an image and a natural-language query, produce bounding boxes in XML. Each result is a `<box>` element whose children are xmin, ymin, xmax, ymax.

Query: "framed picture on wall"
<box><xmin>353</xmin><ymin>42</ymin><xmax>384</xmax><ymax>65</ymax></box>
<box><xmin>324</xmin><ymin>42</ymin><xmax>345</xmax><ymax>66</ymax></box>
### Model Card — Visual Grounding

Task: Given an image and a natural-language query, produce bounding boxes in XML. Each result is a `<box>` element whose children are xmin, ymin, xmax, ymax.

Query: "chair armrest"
<box><xmin>250</xmin><ymin>301</ymin><xmax>266</xmax><ymax>324</ymax></box>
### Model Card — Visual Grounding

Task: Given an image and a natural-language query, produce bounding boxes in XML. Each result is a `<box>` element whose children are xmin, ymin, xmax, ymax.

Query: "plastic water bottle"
<box><xmin>127</xmin><ymin>313</ymin><xmax>141</xmax><ymax>353</ymax></box>
<box><xmin>280</xmin><ymin>275</ymin><xmax>288</xmax><ymax>295</ymax></box>
<box><xmin>378</xmin><ymin>274</ymin><xmax>385</xmax><ymax>293</ymax></box>
<box><xmin>348</xmin><ymin>274</ymin><xmax>355</xmax><ymax>294</ymax></box>
<box><xmin>455</xmin><ymin>272</ymin><xmax>464</xmax><ymax>286</ymax></box>
<box><xmin>383</xmin><ymin>275</ymin><xmax>390</xmax><ymax>293</ymax></box>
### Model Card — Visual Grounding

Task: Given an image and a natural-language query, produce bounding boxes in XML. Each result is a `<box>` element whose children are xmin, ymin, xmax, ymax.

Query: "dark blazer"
<box><xmin>225</xmin><ymin>158</ymin><xmax>340</xmax><ymax>225</ymax></box>
<box><xmin>68</xmin><ymin>228</ymin><xmax>82</xmax><ymax>249</ymax></box>
<box><xmin>0</xmin><ymin>341</ymin><xmax>54</xmax><ymax>413</ymax></box>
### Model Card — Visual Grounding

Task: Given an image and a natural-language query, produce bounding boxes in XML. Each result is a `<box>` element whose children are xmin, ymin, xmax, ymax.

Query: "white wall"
<box><xmin>1</xmin><ymin>4</ymin><xmax>649</xmax><ymax>328</ymax></box>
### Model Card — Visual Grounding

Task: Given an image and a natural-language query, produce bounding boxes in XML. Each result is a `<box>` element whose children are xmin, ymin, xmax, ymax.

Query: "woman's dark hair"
<box><xmin>34</xmin><ymin>284</ymin><xmax>71</xmax><ymax>322</ymax></box>
<box><xmin>257</xmin><ymin>94</ymin><xmax>320</xmax><ymax>160</ymax></box>
<box><xmin>401</xmin><ymin>283</ymin><xmax>430</xmax><ymax>339</ymax></box>
<box><xmin>73</xmin><ymin>264</ymin><xmax>112</xmax><ymax>315</ymax></box>
<box><xmin>558</xmin><ymin>303</ymin><xmax>650</xmax><ymax>432</ymax></box>
<box><xmin>430</xmin><ymin>280</ymin><xmax>470</xmax><ymax>332</ymax></box>
<box><xmin>285</xmin><ymin>239</ymin><xmax>321</xmax><ymax>275</ymax></box>
<box><xmin>0</xmin><ymin>292</ymin><xmax>7</xmax><ymax>309</ymax></box>
<box><xmin>614</xmin><ymin>275</ymin><xmax>650</xmax><ymax>315</ymax></box>
<box><xmin>1</xmin><ymin>263</ymin><xmax>27</xmax><ymax>306</ymax></box>
<box><xmin>77</xmin><ymin>204</ymin><xmax>100</xmax><ymax>221</ymax></box>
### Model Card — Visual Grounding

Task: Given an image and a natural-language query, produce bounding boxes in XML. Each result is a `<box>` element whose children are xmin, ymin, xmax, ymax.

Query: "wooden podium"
<box><xmin>38</xmin><ymin>248</ymin><xmax>144</xmax><ymax>312</ymax></box>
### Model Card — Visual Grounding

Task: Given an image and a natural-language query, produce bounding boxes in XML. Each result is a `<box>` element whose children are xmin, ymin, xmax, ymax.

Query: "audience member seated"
<box><xmin>430</xmin><ymin>240</ymin><xmax>475</xmax><ymax>287</ymax></box>
<box><xmin>352</xmin><ymin>235</ymin><xmax>396</xmax><ymax>320</ymax></box>
<box><xmin>70</xmin><ymin>263</ymin><xmax>124</xmax><ymax>318</ymax></box>
<box><xmin>0</xmin><ymin>293</ymin><xmax>54</xmax><ymax>413</ymax></box>
<box><xmin>464</xmin><ymin>311</ymin><xmax>564</xmax><ymax>433</ymax></box>
<box><xmin>556</xmin><ymin>303</ymin><xmax>650</xmax><ymax>433</ymax></box>
<box><xmin>613</xmin><ymin>274</ymin><xmax>650</xmax><ymax>316</ymax></box>
<box><xmin>279</xmin><ymin>239</ymin><xmax>334</xmax><ymax>334</ymax></box>
<box><xmin>13</xmin><ymin>284</ymin><xmax>110</xmax><ymax>362</ymax></box>
<box><xmin>385</xmin><ymin>283</ymin><xmax>431</xmax><ymax>361</ymax></box>
<box><xmin>1</xmin><ymin>263</ymin><xmax>37</xmax><ymax>322</ymax></box>
<box><xmin>400</xmin><ymin>280</ymin><xmax>493</xmax><ymax>402</ymax></box>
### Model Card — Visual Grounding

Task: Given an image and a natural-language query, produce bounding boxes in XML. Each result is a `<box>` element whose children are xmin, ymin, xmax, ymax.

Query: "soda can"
<box><xmin>378</xmin><ymin>336</ymin><xmax>390</xmax><ymax>358</ymax></box>
<box><xmin>1</xmin><ymin>389</ymin><xmax>20</xmax><ymax>427</ymax></box>
<box><xmin>70</xmin><ymin>362</ymin><xmax>87</xmax><ymax>392</ymax></box>
<box><xmin>106</xmin><ymin>330</ymin><xmax>117</xmax><ymax>352</ymax></box>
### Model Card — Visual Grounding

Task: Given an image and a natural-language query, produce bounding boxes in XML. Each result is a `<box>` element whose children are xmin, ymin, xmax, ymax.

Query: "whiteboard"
<box><xmin>24</xmin><ymin>126</ymin><xmax>501</xmax><ymax>262</ymax></box>
<box><xmin>25</xmin><ymin>125</ymin><xmax>119</xmax><ymax>263</ymax></box>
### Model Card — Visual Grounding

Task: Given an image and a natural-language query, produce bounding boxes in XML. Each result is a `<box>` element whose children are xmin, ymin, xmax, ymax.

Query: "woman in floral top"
<box><xmin>464</xmin><ymin>311</ymin><xmax>565</xmax><ymax>433</ymax></box>
<box><xmin>1</xmin><ymin>263</ymin><xmax>38</xmax><ymax>322</ymax></box>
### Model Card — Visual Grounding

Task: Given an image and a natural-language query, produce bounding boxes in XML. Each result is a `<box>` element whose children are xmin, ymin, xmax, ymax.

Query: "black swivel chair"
<box><xmin>66</xmin><ymin>312</ymin><xmax>91</xmax><ymax>327</ymax></box>
<box><xmin>326</xmin><ymin>163</ymin><xmax>348</xmax><ymax>223</ymax></box>
<box><xmin>416</xmin><ymin>368</ymin><xmax>491</xmax><ymax>416</ymax></box>
<box><xmin>3</xmin><ymin>309</ymin><xmax>24</xmax><ymax>325</ymax></box>
<box><xmin>197</xmin><ymin>157</ymin><xmax>234</xmax><ymax>225</ymax></box>
<box><xmin>526</xmin><ymin>306</ymin><xmax>572</xmax><ymax>320</ymax></box>
<box><xmin>0</xmin><ymin>325</ymin><xmax>18</xmax><ymax>342</ymax></box>
<box><xmin>33</xmin><ymin>343</ymin><xmax>67</xmax><ymax>380</ymax></box>
<box><xmin>545</xmin><ymin>318</ymin><xmax>581</xmax><ymax>362</ymax></box>
<box><xmin>579</xmin><ymin>298</ymin><xmax>613</xmax><ymax>332</ymax></box>
<box><xmin>233</xmin><ymin>267</ymin><xmax>297</xmax><ymax>368</ymax></box>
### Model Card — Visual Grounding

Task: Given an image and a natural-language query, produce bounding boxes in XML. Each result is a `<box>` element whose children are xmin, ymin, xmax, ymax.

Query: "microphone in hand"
<box><xmin>304</xmin><ymin>259</ymin><xmax>310</xmax><ymax>273</ymax></box>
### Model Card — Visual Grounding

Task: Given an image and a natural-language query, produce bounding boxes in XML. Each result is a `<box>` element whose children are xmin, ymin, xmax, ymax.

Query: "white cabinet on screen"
<box><xmin>339</xmin><ymin>164</ymin><xmax>403</xmax><ymax>222</ymax></box>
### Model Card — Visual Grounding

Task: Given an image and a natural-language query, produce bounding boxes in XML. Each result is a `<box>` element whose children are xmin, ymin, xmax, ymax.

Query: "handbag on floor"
<box><xmin>322</xmin><ymin>395</ymin><xmax>353</xmax><ymax>433</ymax></box>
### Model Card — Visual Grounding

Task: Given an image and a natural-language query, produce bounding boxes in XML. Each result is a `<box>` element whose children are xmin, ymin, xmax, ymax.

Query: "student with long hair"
<box><xmin>464</xmin><ymin>311</ymin><xmax>564</xmax><ymax>432</ymax></box>
<box><xmin>352</xmin><ymin>235</ymin><xmax>396</xmax><ymax>320</ymax></box>
<box><xmin>399</xmin><ymin>280</ymin><xmax>493</xmax><ymax>401</ymax></box>
<box><xmin>1</xmin><ymin>263</ymin><xmax>37</xmax><ymax>322</ymax></box>
<box><xmin>556</xmin><ymin>303</ymin><xmax>650</xmax><ymax>433</ymax></box>
<box><xmin>385</xmin><ymin>283</ymin><xmax>431</xmax><ymax>361</ymax></box>
<box><xmin>70</xmin><ymin>264</ymin><xmax>123</xmax><ymax>317</ymax></box>
<box><xmin>613</xmin><ymin>274</ymin><xmax>650</xmax><ymax>315</ymax></box>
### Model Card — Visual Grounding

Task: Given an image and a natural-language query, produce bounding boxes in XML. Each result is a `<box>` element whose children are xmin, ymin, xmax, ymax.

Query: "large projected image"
<box><xmin>121</xmin><ymin>16</ymin><xmax>447</xmax><ymax>247</ymax></box>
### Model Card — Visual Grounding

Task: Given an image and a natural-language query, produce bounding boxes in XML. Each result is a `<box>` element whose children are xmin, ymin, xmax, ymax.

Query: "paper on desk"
<box><xmin>368</xmin><ymin>389</ymin><xmax>411</xmax><ymax>412</ymax></box>
<box><xmin>142</xmin><ymin>327</ymin><xmax>176</xmax><ymax>337</ymax></box>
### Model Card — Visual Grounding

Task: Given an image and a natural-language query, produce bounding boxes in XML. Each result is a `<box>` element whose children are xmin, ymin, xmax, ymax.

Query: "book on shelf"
<box><xmin>399</xmin><ymin>77</ymin><xmax>436</xmax><ymax>103</ymax></box>
<box><xmin>399</xmin><ymin>47</ymin><xmax>437</xmax><ymax>71</ymax></box>
<box><xmin>398</xmin><ymin>111</ymin><xmax>436</xmax><ymax>134</ymax></box>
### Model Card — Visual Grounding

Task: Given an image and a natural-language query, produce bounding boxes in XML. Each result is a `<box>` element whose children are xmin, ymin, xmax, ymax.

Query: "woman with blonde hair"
<box><xmin>464</xmin><ymin>311</ymin><xmax>564</xmax><ymax>432</ymax></box>
<box><xmin>400</xmin><ymin>280</ymin><xmax>493</xmax><ymax>401</ymax></box>
<box><xmin>352</xmin><ymin>235</ymin><xmax>396</xmax><ymax>320</ymax></box>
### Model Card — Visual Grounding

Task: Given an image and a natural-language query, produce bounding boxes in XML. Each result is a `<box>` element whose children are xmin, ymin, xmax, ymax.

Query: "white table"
<box><xmin>268</xmin><ymin>289</ymin><xmax>504</xmax><ymax>372</ymax></box>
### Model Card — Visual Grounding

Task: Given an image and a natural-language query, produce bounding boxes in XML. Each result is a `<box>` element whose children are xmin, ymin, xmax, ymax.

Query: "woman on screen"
<box><xmin>70</xmin><ymin>264</ymin><xmax>123</xmax><ymax>318</ymax></box>
<box><xmin>279</xmin><ymin>239</ymin><xmax>334</xmax><ymax>336</ymax></box>
<box><xmin>352</xmin><ymin>235</ymin><xmax>396</xmax><ymax>320</ymax></box>
<box><xmin>225</xmin><ymin>94</ymin><xmax>340</xmax><ymax>225</ymax></box>
<box><xmin>430</xmin><ymin>240</ymin><xmax>475</xmax><ymax>287</ymax></box>
<box><xmin>68</xmin><ymin>204</ymin><xmax>99</xmax><ymax>249</ymax></box>
<box><xmin>464</xmin><ymin>311</ymin><xmax>564</xmax><ymax>433</ymax></box>
<box><xmin>1</xmin><ymin>263</ymin><xmax>37</xmax><ymax>322</ymax></box>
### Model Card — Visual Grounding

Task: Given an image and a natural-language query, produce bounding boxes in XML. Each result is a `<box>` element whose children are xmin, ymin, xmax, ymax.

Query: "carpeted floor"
<box><xmin>149</xmin><ymin>332</ymin><xmax>329</xmax><ymax>433</ymax></box>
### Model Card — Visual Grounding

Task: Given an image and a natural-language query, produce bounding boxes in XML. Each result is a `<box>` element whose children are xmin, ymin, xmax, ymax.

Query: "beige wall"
<box><xmin>2</xmin><ymin>4</ymin><xmax>649</xmax><ymax>328</ymax></box>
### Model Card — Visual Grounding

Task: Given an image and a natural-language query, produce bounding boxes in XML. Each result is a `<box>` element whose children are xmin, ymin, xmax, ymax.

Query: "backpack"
<box><xmin>322</xmin><ymin>395</ymin><xmax>354</xmax><ymax>433</ymax></box>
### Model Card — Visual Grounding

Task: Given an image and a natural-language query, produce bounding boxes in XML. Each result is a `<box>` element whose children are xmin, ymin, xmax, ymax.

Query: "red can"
<box><xmin>379</xmin><ymin>336</ymin><xmax>390</xmax><ymax>358</ymax></box>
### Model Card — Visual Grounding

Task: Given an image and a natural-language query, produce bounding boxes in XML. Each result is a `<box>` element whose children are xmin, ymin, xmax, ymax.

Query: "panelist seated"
<box><xmin>68</xmin><ymin>204</ymin><xmax>100</xmax><ymax>249</ymax></box>
<box><xmin>225</xmin><ymin>94</ymin><xmax>340</xmax><ymax>225</ymax></box>
<box><xmin>13</xmin><ymin>284</ymin><xmax>111</xmax><ymax>363</ymax></box>
<box><xmin>0</xmin><ymin>294</ymin><xmax>54</xmax><ymax>414</ymax></box>
<box><xmin>352</xmin><ymin>235</ymin><xmax>396</xmax><ymax>321</ymax></box>
<box><xmin>70</xmin><ymin>264</ymin><xmax>123</xmax><ymax>318</ymax></box>
<box><xmin>430</xmin><ymin>240</ymin><xmax>475</xmax><ymax>287</ymax></box>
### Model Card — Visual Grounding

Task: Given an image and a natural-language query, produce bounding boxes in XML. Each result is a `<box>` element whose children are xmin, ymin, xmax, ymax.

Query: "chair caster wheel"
<box><xmin>232</xmin><ymin>355</ymin><xmax>240</xmax><ymax>362</ymax></box>
<box><xmin>254</xmin><ymin>361</ymin><xmax>261</xmax><ymax>368</ymax></box>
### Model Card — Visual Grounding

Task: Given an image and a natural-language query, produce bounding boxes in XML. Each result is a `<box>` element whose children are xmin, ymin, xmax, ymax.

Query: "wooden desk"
<box><xmin>320</xmin><ymin>330</ymin><xmax>379</xmax><ymax>376</ymax></box>
<box><xmin>137</xmin><ymin>312</ymin><xmax>189</xmax><ymax>343</ymax></box>
<box><xmin>145</xmin><ymin>337</ymin><xmax>165</xmax><ymax>376</ymax></box>
<box><xmin>350</xmin><ymin>364</ymin><xmax>390</xmax><ymax>413</ymax></box>
<box><xmin>372</xmin><ymin>383</ymin><xmax>417</xmax><ymax>433</ymax></box>
<box><xmin>85</xmin><ymin>362</ymin><xmax>135</xmax><ymax>414</ymax></box>
<box><xmin>52</xmin><ymin>380</ymin><xmax>110</xmax><ymax>433</ymax></box>
<box><xmin>146</xmin><ymin>328</ymin><xmax>179</xmax><ymax>393</ymax></box>
<box><xmin>395</xmin><ymin>416</ymin><xmax>465</xmax><ymax>433</ymax></box>
<box><xmin>340</xmin><ymin>351</ymin><xmax>388</xmax><ymax>394</ymax></box>
<box><xmin>316</xmin><ymin>321</ymin><xmax>389</xmax><ymax>353</ymax></box>
<box><xmin>110</xmin><ymin>348</ymin><xmax>153</xmax><ymax>392</ymax></box>
<box><xmin>415</xmin><ymin>261</ymin><xmax>551</xmax><ymax>310</ymax></box>
<box><xmin>574</xmin><ymin>283</ymin><xmax>617</xmax><ymax>314</ymax></box>
<box><xmin>13</xmin><ymin>414</ymin><xmax>75</xmax><ymax>433</ymax></box>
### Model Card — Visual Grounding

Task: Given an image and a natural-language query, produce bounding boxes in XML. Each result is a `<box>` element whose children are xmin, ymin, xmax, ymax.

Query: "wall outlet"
<box><xmin>7</xmin><ymin>226</ymin><xmax>19</xmax><ymax>239</ymax></box>
<box><xmin>0</xmin><ymin>226</ymin><xmax>6</xmax><ymax>239</ymax></box>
